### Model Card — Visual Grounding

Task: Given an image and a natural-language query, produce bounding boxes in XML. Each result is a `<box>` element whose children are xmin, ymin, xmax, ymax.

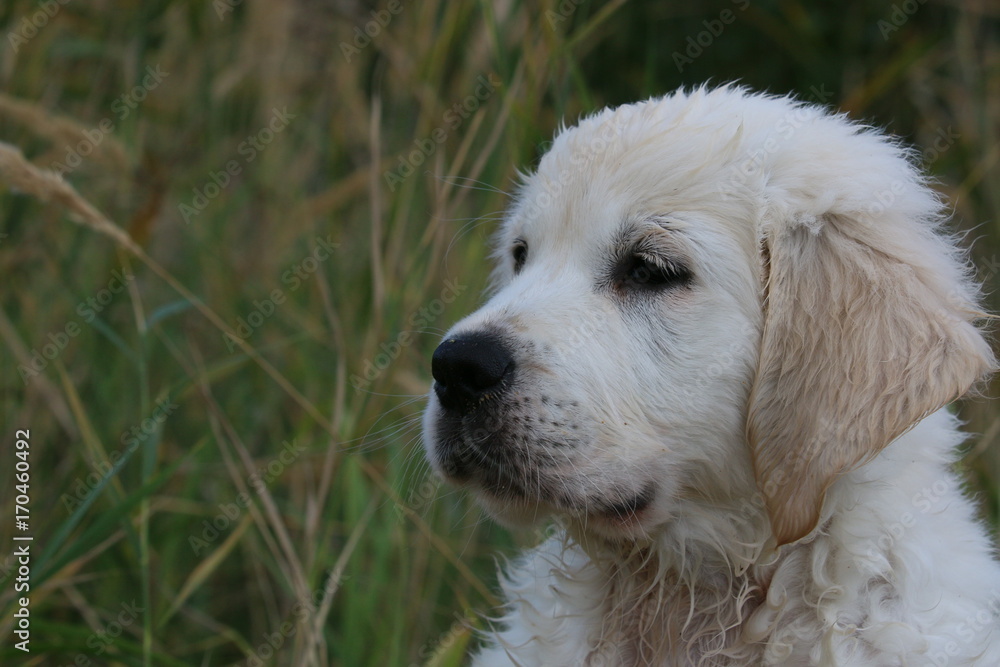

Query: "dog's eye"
<box><xmin>512</xmin><ymin>240</ymin><xmax>528</xmax><ymax>273</ymax></box>
<box><xmin>621</xmin><ymin>254</ymin><xmax>692</xmax><ymax>291</ymax></box>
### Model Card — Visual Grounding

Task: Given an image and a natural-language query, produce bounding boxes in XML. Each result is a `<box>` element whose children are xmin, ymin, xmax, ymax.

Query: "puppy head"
<box><xmin>422</xmin><ymin>86</ymin><xmax>994</xmax><ymax>544</ymax></box>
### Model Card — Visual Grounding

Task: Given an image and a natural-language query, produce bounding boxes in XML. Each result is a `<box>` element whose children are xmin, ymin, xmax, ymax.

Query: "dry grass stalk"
<box><xmin>0</xmin><ymin>141</ymin><xmax>138</xmax><ymax>251</ymax></box>
<box><xmin>0</xmin><ymin>94</ymin><xmax>129</xmax><ymax>171</ymax></box>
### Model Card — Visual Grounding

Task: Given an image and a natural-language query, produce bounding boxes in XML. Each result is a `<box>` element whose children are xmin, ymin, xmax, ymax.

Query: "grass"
<box><xmin>0</xmin><ymin>1</ymin><xmax>998</xmax><ymax>665</ymax></box>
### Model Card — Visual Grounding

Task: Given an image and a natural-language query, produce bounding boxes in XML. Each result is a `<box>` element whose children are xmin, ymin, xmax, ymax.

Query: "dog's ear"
<box><xmin>747</xmin><ymin>161</ymin><xmax>995</xmax><ymax>546</ymax></box>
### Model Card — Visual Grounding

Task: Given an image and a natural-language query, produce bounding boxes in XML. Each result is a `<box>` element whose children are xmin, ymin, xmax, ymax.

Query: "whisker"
<box><xmin>437</xmin><ymin>174</ymin><xmax>511</xmax><ymax>197</ymax></box>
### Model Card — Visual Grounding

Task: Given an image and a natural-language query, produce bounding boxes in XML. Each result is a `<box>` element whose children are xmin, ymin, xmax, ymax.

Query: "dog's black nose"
<box><xmin>432</xmin><ymin>332</ymin><xmax>514</xmax><ymax>412</ymax></box>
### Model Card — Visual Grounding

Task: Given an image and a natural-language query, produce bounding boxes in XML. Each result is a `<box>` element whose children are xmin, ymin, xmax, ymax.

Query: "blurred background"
<box><xmin>0</xmin><ymin>1</ymin><xmax>998</xmax><ymax>665</ymax></box>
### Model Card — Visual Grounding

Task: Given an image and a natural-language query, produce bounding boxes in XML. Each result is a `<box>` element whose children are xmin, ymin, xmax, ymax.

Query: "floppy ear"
<box><xmin>747</xmin><ymin>182</ymin><xmax>995</xmax><ymax>546</ymax></box>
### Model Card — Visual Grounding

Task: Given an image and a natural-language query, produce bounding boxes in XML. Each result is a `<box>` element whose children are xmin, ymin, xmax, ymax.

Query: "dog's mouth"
<box><xmin>427</xmin><ymin>399</ymin><xmax>660</xmax><ymax>531</ymax></box>
<box><xmin>434</xmin><ymin>425</ymin><xmax>658</xmax><ymax>532</ymax></box>
<box><xmin>471</xmin><ymin>480</ymin><xmax>659</xmax><ymax>539</ymax></box>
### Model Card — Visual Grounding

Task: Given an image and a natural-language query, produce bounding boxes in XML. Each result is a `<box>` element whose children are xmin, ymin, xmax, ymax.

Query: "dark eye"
<box><xmin>620</xmin><ymin>254</ymin><xmax>692</xmax><ymax>291</ymax></box>
<box><xmin>512</xmin><ymin>240</ymin><xmax>528</xmax><ymax>273</ymax></box>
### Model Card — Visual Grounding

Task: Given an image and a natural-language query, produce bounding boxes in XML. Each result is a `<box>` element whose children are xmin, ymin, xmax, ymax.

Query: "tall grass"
<box><xmin>0</xmin><ymin>1</ymin><xmax>997</xmax><ymax>665</ymax></box>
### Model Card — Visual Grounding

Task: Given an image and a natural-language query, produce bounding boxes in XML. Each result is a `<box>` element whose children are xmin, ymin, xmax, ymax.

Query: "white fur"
<box><xmin>422</xmin><ymin>86</ymin><xmax>1000</xmax><ymax>666</ymax></box>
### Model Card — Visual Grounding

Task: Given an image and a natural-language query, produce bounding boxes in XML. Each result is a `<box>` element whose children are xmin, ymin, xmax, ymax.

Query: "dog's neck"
<box><xmin>563</xmin><ymin>504</ymin><xmax>773</xmax><ymax>665</ymax></box>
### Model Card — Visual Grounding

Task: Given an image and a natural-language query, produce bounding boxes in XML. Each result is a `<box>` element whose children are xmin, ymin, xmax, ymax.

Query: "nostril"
<box><xmin>432</xmin><ymin>332</ymin><xmax>514</xmax><ymax>412</ymax></box>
